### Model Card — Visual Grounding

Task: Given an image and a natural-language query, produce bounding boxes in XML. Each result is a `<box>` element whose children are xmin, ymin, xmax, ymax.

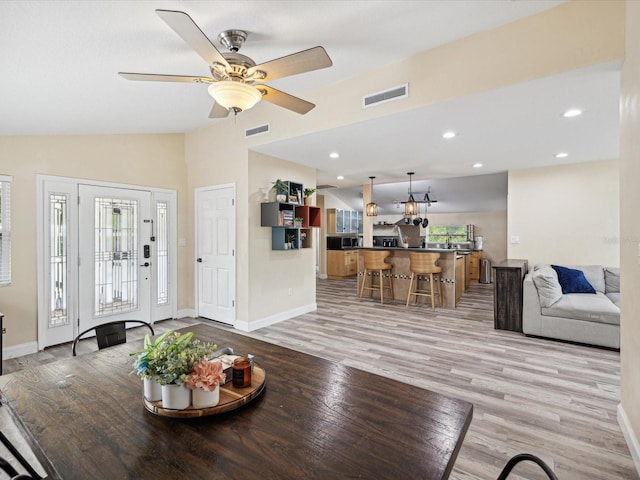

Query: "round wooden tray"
<box><xmin>143</xmin><ymin>363</ymin><xmax>266</xmax><ymax>418</ymax></box>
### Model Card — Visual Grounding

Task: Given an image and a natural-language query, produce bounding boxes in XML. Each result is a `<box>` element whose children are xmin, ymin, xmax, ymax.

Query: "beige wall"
<box><xmin>620</xmin><ymin>0</ymin><xmax>640</xmax><ymax>469</ymax></box>
<box><xmin>0</xmin><ymin>134</ymin><xmax>187</xmax><ymax>347</ymax></box>
<box><xmin>247</xmin><ymin>152</ymin><xmax>317</xmax><ymax>323</ymax></box>
<box><xmin>507</xmin><ymin>159</ymin><xmax>620</xmax><ymax>268</ymax></box>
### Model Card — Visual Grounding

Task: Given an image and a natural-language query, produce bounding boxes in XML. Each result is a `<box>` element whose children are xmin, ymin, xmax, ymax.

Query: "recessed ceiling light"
<box><xmin>562</xmin><ymin>109</ymin><xmax>582</xmax><ymax>118</ymax></box>
<box><xmin>329</xmin><ymin>152</ymin><xmax>340</xmax><ymax>159</ymax></box>
<box><xmin>442</xmin><ymin>131</ymin><xmax>456</xmax><ymax>139</ymax></box>
<box><xmin>473</xmin><ymin>163</ymin><xmax>483</xmax><ymax>168</ymax></box>
<box><xmin>337</xmin><ymin>175</ymin><xmax>344</xmax><ymax>180</ymax></box>
<box><xmin>555</xmin><ymin>152</ymin><xmax>569</xmax><ymax>158</ymax></box>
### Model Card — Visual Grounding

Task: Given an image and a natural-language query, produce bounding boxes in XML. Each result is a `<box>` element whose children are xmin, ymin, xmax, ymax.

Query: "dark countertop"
<box><xmin>353</xmin><ymin>247</ymin><xmax>481</xmax><ymax>253</ymax></box>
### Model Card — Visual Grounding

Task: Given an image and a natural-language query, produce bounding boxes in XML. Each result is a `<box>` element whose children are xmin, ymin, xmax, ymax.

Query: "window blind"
<box><xmin>0</xmin><ymin>175</ymin><xmax>12</xmax><ymax>285</ymax></box>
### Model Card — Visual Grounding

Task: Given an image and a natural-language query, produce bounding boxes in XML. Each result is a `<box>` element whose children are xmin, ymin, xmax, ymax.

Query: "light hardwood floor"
<box><xmin>3</xmin><ymin>278</ymin><xmax>636</xmax><ymax>480</ymax></box>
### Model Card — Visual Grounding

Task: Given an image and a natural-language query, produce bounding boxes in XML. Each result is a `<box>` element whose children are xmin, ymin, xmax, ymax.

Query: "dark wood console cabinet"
<box><xmin>492</xmin><ymin>259</ymin><xmax>528</xmax><ymax>332</ymax></box>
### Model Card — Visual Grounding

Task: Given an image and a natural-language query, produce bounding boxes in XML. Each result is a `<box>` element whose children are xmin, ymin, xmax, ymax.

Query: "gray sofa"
<box><xmin>522</xmin><ymin>264</ymin><xmax>620</xmax><ymax>348</ymax></box>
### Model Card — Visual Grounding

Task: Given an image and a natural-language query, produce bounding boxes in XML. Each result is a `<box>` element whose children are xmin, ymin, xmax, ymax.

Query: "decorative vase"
<box><xmin>276</xmin><ymin>194</ymin><xmax>287</xmax><ymax>203</ymax></box>
<box><xmin>304</xmin><ymin>197</ymin><xmax>312</xmax><ymax>206</ymax></box>
<box><xmin>161</xmin><ymin>383</ymin><xmax>191</xmax><ymax>410</ymax></box>
<box><xmin>143</xmin><ymin>376</ymin><xmax>162</xmax><ymax>401</ymax></box>
<box><xmin>191</xmin><ymin>385</ymin><xmax>220</xmax><ymax>409</ymax></box>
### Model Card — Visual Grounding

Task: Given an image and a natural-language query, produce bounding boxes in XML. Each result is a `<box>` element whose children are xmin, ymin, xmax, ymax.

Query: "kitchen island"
<box><xmin>356</xmin><ymin>247</ymin><xmax>474</xmax><ymax>307</ymax></box>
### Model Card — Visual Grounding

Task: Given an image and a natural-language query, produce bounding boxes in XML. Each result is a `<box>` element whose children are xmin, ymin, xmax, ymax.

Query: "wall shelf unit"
<box><xmin>261</xmin><ymin>195</ymin><xmax>321</xmax><ymax>250</ymax></box>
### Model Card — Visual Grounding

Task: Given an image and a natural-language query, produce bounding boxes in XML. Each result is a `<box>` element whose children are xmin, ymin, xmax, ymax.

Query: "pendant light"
<box><xmin>366</xmin><ymin>176</ymin><xmax>378</xmax><ymax>216</ymax></box>
<box><xmin>403</xmin><ymin>172</ymin><xmax>418</xmax><ymax>216</ymax></box>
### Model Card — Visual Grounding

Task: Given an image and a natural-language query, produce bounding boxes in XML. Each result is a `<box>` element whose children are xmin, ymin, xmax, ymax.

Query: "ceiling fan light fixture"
<box><xmin>366</xmin><ymin>176</ymin><xmax>378</xmax><ymax>216</ymax></box>
<box><xmin>207</xmin><ymin>81</ymin><xmax>262</xmax><ymax>113</ymax></box>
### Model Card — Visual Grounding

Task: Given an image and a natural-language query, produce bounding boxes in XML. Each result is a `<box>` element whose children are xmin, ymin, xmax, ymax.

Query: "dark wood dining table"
<box><xmin>0</xmin><ymin>323</ymin><xmax>473</xmax><ymax>479</ymax></box>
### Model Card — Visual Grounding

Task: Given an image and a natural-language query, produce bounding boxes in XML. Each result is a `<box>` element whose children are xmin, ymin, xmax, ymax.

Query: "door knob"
<box><xmin>140</xmin><ymin>262</ymin><xmax>150</xmax><ymax>267</ymax></box>
<box><xmin>197</xmin><ymin>258</ymin><xmax>202</xmax><ymax>263</ymax></box>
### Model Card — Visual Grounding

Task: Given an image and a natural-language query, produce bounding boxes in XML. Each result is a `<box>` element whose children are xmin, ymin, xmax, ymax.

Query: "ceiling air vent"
<box><xmin>245</xmin><ymin>124</ymin><xmax>270</xmax><ymax>138</ymax></box>
<box><xmin>363</xmin><ymin>83</ymin><xmax>408</xmax><ymax>108</ymax></box>
<box><xmin>317</xmin><ymin>184</ymin><xmax>337</xmax><ymax>190</ymax></box>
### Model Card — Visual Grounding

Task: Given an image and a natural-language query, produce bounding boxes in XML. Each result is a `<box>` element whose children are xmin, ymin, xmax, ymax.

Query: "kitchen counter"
<box><xmin>356</xmin><ymin>248</ymin><xmax>468</xmax><ymax>308</ymax></box>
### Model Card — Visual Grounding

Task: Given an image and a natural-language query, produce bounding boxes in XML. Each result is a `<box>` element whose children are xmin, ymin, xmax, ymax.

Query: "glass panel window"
<box><xmin>94</xmin><ymin>197</ymin><xmax>138</xmax><ymax>316</ymax></box>
<box><xmin>0</xmin><ymin>176</ymin><xmax>11</xmax><ymax>286</ymax></box>
<box><xmin>427</xmin><ymin>225</ymin><xmax>469</xmax><ymax>244</ymax></box>
<box><xmin>49</xmin><ymin>193</ymin><xmax>69</xmax><ymax>327</ymax></box>
<box><xmin>156</xmin><ymin>201</ymin><xmax>169</xmax><ymax>306</ymax></box>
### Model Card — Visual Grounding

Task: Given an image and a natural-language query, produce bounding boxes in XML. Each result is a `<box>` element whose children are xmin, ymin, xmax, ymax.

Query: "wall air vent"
<box><xmin>245</xmin><ymin>124</ymin><xmax>270</xmax><ymax>138</ymax></box>
<box><xmin>363</xmin><ymin>83</ymin><xmax>408</xmax><ymax>108</ymax></box>
<box><xmin>317</xmin><ymin>184</ymin><xmax>337</xmax><ymax>190</ymax></box>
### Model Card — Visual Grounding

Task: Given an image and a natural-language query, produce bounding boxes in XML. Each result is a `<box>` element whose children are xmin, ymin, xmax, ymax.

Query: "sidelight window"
<box><xmin>0</xmin><ymin>176</ymin><xmax>12</xmax><ymax>286</ymax></box>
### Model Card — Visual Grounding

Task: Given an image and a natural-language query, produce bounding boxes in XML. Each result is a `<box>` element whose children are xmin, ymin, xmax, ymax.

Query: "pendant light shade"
<box><xmin>207</xmin><ymin>81</ymin><xmax>262</xmax><ymax>114</ymax></box>
<box><xmin>403</xmin><ymin>172</ymin><xmax>418</xmax><ymax>216</ymax></box>
<box><xmin>366</xmin><ymin>176</ymin><xmax>378</xmax><ymax>216</ymax></box>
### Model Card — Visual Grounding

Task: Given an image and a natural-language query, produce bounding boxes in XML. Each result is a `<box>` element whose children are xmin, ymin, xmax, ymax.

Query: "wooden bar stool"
<box><xmin>359</xmin><ymin>250</ymin><xmax>394</xmax><ymax>304</ymax></box>
<box><xmin>406</xmin><ymin>252</ymin><xmax>443</xmax><ymax>310</ymax></box>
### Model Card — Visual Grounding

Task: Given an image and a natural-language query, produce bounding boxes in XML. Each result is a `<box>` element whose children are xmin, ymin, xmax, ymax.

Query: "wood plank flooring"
<box><xmin>3</xmin><ymin>279</ymin><xmax>636</xmax><ymax>480</ymax></box>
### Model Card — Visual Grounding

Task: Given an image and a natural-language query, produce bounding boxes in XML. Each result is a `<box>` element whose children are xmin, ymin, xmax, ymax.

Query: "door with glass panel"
<box><xmin>78</xmin><ymin>185</ymin><xmax>152</xmax><ymax>334</ymax></box>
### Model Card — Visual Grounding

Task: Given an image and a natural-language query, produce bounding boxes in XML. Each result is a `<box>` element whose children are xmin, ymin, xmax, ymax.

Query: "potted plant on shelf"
<box><xmin>272</xmin><ymin>179</ymin><xmax>289</xmax><ymax>203</ymax></box>
<box><xmin>294</xmin><ymin>217</ymin><xmax>303</xmax><ymax>228</ymax></box>
<box><xmin>185</xmin><ymin>358</ymin><xmax>226</xmax><ymax>408</ymax></box>
<box><xmin>303</xmin><ymin>188</ymin><xmax>316</xmax><ymax>206</ymax></box>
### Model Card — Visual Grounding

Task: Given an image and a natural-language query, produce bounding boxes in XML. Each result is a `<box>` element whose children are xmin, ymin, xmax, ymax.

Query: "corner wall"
<box><xmin>507</xmin><ymin>159</ymin><xmax>619</xmax><ymax>268</ymax></box>
<box><xmin>619</xmin><ymin>0</ymin><xmax>640</xmax><ymax>473</ymax></box>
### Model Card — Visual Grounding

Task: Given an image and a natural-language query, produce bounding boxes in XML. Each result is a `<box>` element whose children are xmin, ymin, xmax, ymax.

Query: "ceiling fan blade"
<box><xmin>257</xmin><ymin>85</ymin><xmax>315</xmax><ymax>115</ymax></box>
<box><xmin>119</xmin><ymin>72</ymin><xmax>213</xmax><ymax>83</ymax></box>
<box><xmin>247</xmin><ymin>46</ymin><xmax>332</xmax><ymax>82</ymax></box>
<box><xmin>155</xmin><ymin>9</ymin><xmax>230</xmax><ymax>69</ymax></box>
<box><xmin>209</xmin><ymin>102</ymin><xmax>230</xmax><ymax>118</ymax></box>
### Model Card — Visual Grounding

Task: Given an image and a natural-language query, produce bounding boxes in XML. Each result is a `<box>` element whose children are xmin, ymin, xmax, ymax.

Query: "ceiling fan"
<box><xmin>119</xmin><ymin>9</ymin><xmax>333</xmax><ymax>118</ymax></box>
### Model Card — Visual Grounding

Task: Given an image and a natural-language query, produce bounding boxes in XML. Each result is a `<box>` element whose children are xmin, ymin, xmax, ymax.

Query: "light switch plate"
<box><xmin>510</xmin><ymin>235</ymin><xmax>520</xmax><ymax>244</ymax></box>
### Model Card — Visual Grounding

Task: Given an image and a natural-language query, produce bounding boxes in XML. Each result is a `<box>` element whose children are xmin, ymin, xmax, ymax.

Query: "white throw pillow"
<box><xmin>532</xmin><ymin>264</ymin><xmax>563</xmax><ymax>308</ymax></box>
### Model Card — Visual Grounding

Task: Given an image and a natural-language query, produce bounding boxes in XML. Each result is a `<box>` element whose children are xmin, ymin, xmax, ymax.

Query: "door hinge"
<box><xmin>232</xmin><ymin>249</ymin><xmax>235</xmax><ymax>256</ymax></box>
<box><xmin>77</xmin><ymin>257</ymin><xmax>81</xmax><ymax>267</ymax></box>
<box><xmin>77</xmin><ymin>195</ymin><xmax>80</xmax><ymax>205</ymax></box>
<box><xmin>232</xmin><ymin>300</ymin><xmax>235</xmax><ymax>307</ymax></box>
<box><xmin>232</xmin><ymin>198</ymin><xmax>235</xmax><ymax>206</ymax></box>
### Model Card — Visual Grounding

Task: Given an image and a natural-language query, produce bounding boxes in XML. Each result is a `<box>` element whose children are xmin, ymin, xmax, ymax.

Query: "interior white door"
<box><xmin>196</xmin><ymin>185</ymin><xmax>236</xmax><ymax>324</ymax></box>
<box><xmin>78</xmin><ymin>185</ymin><xmax>152</xmax><ymax>333</ymax></box>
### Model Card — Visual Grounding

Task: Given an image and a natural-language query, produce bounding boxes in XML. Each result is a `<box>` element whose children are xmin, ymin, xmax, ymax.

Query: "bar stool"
<box><xmin>359</xmin><ymin>250</ymin><xmax>394</xmax><ymax>304</ymax></box>
<box><xmin>406</xmin><ymin>252</ymin><xmax>443</xmax><ymax>310</ymax></box>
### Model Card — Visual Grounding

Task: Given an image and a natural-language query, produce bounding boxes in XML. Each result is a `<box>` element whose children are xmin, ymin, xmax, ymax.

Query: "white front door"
<box><xmin>195</xmin><ymin>185</ymin><xmax>236</xmax><ymax>324</ymax></box>
<box><xmin>78</xmin><ymin>185</ymin><xmax>152</xmax><ymax>333</ymax></box>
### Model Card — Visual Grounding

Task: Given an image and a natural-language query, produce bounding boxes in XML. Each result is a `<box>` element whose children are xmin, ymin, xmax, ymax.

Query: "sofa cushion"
<box><xmin>542</xmin><ymin>292</ymin><xmax>620</xmax><ymax>326</ymax></box>
<box><xmin>606</xmin><ymin>292</ymin><xmax>621</xmax><ymax>308</ymax></box>
<box><xmin>532</xmin><ymin>265</ymin><xmax>563</xmax><ymax>308</ymax></box>
<box><xmin>574</xmin><ymin>265</ymin><xmax>606</xmax><ymax>293</ymax></box>
<box><xmin>551</xmin><ymin>265</ymin><xmax>596</xmax><ymax>294</ymax></box>
<box><xmin>605</xmin><ymin>267</ymin><xmax>620</xmax><ymax>294</ymax></box>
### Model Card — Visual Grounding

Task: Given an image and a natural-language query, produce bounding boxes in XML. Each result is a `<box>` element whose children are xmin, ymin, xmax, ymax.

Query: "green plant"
<box><xmin>294</xmin><ymin>217</ymin><xmax>303</xmax><ymax>223</ymax></box>
<box><xmin>130</xmin><ymin>330</ymin><xmax>173</xmax><ymax>379</ymax></box>
<box><xmin>303</xmin><ymin>188</ymin><xmax>316</xmax><ymax>198</ymax></box>
<box><xmin>133</xmin><ymin>331</ymin><xmax>218</xmax><ymax>386</ymax></box>
<box><xmin>272</xmin><ymin>179</ymin><xmax>289</xmax><ymax>195</ymax></box>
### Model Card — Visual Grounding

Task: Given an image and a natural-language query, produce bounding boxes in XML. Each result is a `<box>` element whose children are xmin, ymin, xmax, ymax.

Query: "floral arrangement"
<box><xmin>185</xmin><ymin>359</ymin><xmax>226</xmax><ymax>392</ymax></box>
<box><xmin>131</xmin><ymin>331</ymin><xmax>218</xmax><ymax>386</ymax></box>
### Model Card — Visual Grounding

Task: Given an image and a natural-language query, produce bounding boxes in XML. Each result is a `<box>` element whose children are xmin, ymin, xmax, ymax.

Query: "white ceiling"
<box><xmin>1</xmin><ymin>0</ymin><xmax>620</xmax><ymax>214</ymax></box>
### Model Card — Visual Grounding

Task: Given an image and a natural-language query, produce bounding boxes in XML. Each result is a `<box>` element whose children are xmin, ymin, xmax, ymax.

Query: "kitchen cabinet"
<box><xmin>492</xmin><ymin>259</ymin><xmax>528</xmax><ymax>332</ymax></box>
<box><xmin>261</xmin><ymin>202</ymin><xmax>321</xmax><ymax>250</ymax></box>
<box><xmin>327</xmin><ymin>250</ymin><xmax>358</xmax><ymax>278</ymax></box>
<box><xmin>327</xmin><ymin>208</ymin><xmax>363</xmax><ymax>234</ymax></box>
<box><xmin>467</xmin><ymin>251</ymin><xmax>483</xmax><ymax>283</ymax></box>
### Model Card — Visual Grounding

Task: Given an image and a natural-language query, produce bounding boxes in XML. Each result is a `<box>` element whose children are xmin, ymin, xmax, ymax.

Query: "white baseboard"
<box><xmin>234</xmin><ymin>303</ymin><xmax>317</xmax><ymax>332</ymax></box>
<box><xmin>618</xmin><ymin>403</ymin><xmax>640</xmax><ymax>475</ymax></box>
<box><xmin>176</xmin><ymin>308</ymin><xmax>197</xmax><ymax>319</ymax></box>
<box><xmin>318</xmin><ymin>273</ymin><xmax>328</xmax><ymax>279</ymax></box>
<box><xmin>3</xmin><ymin>341</ymin><xmax>39</xmax><ymax>359</ymax></box>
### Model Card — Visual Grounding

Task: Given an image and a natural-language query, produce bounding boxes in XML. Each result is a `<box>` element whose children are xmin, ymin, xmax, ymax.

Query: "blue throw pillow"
<box><xmin>551</xmin><ymin>265</ymin><xmax>596</xmax><ymax>294</ymax></box>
